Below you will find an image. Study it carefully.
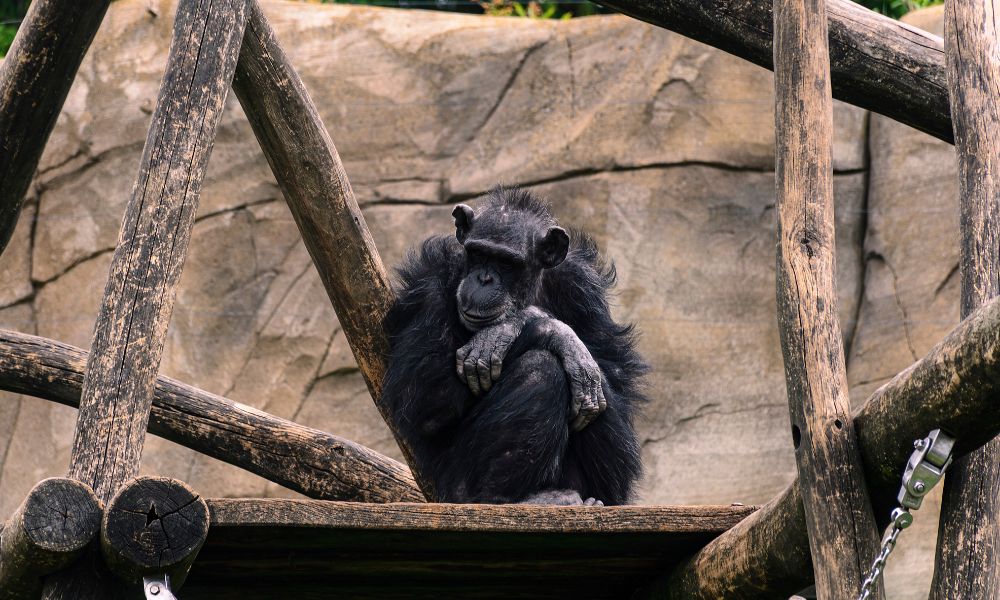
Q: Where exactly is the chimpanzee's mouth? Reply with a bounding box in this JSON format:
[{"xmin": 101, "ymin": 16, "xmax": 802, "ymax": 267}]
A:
[{"xmin": 460, "ymin": 308, "xmax": 502, "ymax": 329}]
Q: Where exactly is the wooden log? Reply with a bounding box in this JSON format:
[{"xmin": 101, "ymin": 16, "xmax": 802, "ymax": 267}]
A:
[
  {"xmin": 0, "ymin": 478, "xmax": 102, "ymax": 600},
  {"xmin": 67, "ymin": 0, "xmax": 249, "ymax": 505},
  {"xmin": 0, "ymin": 328, "xmax": 423, "ymax": 503},
  {"xmin": 649, "ymin": 293, "xmax": 1000, "ymax": 598},
  {"xmin": 597, "ymin": 0, "xmax": 952, "ymax": 143},
  {"xmin": 931, "ymin": 0, "xmax": 1000, "ymax": 595},
  {"xmin": 771, "ymin": 0, "xmax": 880, "ymax": 596},
  {"xmin": 101, "ymin": 477, "xmax": 209, "ymax": 588},
  {"xmin": 0, "ymin": 0, "xmax": 111, "ymax": 255},
  {"xmin": 231, "ymin": 1, "xmax": 433, "ymax": 498}
]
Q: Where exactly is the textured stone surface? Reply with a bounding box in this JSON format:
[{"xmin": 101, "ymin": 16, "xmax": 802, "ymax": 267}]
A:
[{"xmin": 0, "ymin": 1, "xmax": 953, "ymax": 596}]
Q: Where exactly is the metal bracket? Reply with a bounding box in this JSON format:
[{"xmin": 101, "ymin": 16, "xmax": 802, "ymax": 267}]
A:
[
  {"xmin": 897, "ymin": 428, "xmax": 955, "ymax": 510},
  {"xmin": 143, "ymin": 575, "xmax": 178, "ymax": 600}
]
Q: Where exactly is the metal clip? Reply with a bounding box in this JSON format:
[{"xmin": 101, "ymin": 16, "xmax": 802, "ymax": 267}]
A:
[
  {"xmin": 143, "ymin": 575, "xmax": 178, "ymax": 600},
  {"xmin": 897, "ymin": 428, "xmax": 955, "ymax": 510}
]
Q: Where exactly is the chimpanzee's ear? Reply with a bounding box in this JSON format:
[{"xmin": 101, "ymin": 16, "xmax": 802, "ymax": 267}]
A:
[
  {"xmin": 452, "ymin": 204, "xmax": 475, "ymax": 243},
  {"xmin": 537, "ymin": 226, "xmax": 569, "ymax": 268}
]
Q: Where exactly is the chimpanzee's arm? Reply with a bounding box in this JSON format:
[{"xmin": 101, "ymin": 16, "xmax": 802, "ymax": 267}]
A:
[{"xmin": 456, "ymin": 307, "xmax": 607, "ymax": 431}]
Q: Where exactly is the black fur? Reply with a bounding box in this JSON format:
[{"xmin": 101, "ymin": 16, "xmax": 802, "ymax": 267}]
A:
[{"xmin": 380, "ymin": 187, "xmax": 647, "ymax": 505}]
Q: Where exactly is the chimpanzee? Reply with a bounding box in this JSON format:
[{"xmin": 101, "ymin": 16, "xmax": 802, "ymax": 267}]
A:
[{"xmin": 380, "ymin": 186, "xmax": 646, "ymax": 505}]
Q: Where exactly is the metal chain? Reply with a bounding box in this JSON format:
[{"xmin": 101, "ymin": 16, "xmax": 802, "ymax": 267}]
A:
[{"xmin": 854, "ymin": 429, "xmax": 955, "ymax": 600}]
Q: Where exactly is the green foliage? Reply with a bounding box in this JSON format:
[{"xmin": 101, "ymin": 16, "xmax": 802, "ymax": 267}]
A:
[
  {"xmin": 853, "ymin": 0, "xmax": 941, "ymax": 19},
  {"xmin": 0, "ymin": 24, "xmax": 15, "ymax": 56}
]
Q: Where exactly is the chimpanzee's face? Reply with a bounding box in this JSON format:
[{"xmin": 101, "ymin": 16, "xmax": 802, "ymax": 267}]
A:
[{"xmin": 452, "ymin": 203, "xmax": 568, "ymax": 331}]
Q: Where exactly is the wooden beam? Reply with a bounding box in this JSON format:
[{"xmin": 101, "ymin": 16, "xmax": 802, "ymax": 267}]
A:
[
  {"xmin": 231, "ymin": 1, "xmax": 433, "ymax": 498},
  {"xmin": 597, "ymin": 0, "xmax": 952, "ymax": 143},
  {"xmin": 0, "ymin": 478, "xmax": 101, "ymax": 600},
  {"xmin": 0, "ymin": 328, "xmax": 423, "ymax": 503},
  {"xmin": 645, "ymin": 293, "xmax": 1000, "ymax": 598},
  {"xmin": 101, "ymin": 477, "xmax": 209, "ymax": 589},
  {"xmin": 66, "ymin": 0, "xmax": 249, "ymax": 506},
  {"xmin": 931, "ymin": 0, "xmax": 1000, "ymax": 595},
  {"xmin": 0, "ymin": 0, "xmax": 111, "ymax": 255},
  {"xmin": 771, "ymin": 0, "xmax": 880, "ymax": 595}
]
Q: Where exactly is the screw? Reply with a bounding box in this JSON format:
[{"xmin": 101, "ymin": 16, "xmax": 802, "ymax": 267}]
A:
[
  {"xmin": 914, "ymin": 481, "xmax": 926, "ymax": 493},
  {"xmin": 149, "ymin": 584, "xmax": 161, "ymax": 596},
  {"xmin": 914, "ymin": 439, "xmax": 926, "ymax": 450}
]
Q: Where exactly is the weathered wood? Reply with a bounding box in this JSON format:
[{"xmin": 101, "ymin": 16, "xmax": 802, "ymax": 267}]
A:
[
  {"xmin": 597, "ymin": 0, "xmax": 952, "ymax": 143},
  {"xmin": 652, "ymin": 293, "xmax": 1000, "ymax": 598},
  {"xmin": 178, "ymin": 499, "xmax": 756, "ymax": 599},
  {"xmin": 931, "ymin": 0, "xmax": 1000, "ymax": 595},
  {"xmin": 67, "ymin": 0, "xmax": 249, "ymax": 505},
  {"xmin": 231, "ymin": 2, "xmax": 432, "ymax": 497},
  {"xmin": 771, "ymin": 0, "xmax": 880, "ymax": 596},
  {"xmin": 0, "ymin": 478, "xmax": 102, "ymax": 600},
  {"xmin": 0, "ymin": 0, "xmax": 111, "ymax": 255},
  {"xmin": 101, "ymin": 477, "xmax": 209, "ymax": 588},
  {"xmin": 0, "ymin": 329, "xmax": 423, "ymax": 503}
]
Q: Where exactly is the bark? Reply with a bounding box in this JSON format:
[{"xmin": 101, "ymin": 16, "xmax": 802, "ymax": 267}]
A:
[
  {"xmin": 0, "ymin": 0, "xmax": 111, "ymax": 255},
  {"xmin": 652, "ymin": 294, "xmax": 1000, "ymax": 598},
  {"xmin": 597, "ymin": 0, "xmax": 952, "ymax": 143},
  {"xmin": 0, "ymin": 328, "xmax": 423, "ymax": 504},
  {"xmin": 931, "ymin": 0, "xmax": 1000, "ymax": 595},
  {"xmin": 232, "ymin": 1, "xmax": 433, "ymax": 498}
]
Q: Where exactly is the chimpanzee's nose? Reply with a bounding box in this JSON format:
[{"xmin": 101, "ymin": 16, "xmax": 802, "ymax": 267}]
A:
[{"xmin": 477, "ymin": 271, "xmax": 493, "ymax": 285}]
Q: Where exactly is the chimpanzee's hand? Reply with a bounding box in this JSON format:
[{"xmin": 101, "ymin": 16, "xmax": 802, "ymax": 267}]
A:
[
  {"xmin": 543, "ymin": 319, "xmax": 607, "ymax": 431},
  {"xmin": 456, "ymin": 318, "xmax": 522, "ymax": 396}
]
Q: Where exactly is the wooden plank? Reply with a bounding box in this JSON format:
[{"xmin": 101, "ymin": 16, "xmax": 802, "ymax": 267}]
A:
[
  {"xmin": 174, "ymin": 500, "xmax": 755, "ymax": 600},
  {"xmin": 649, "ymin": 294, "xmax": 1000, "ymax": 598},
  {"xmin": 230, "ymin": 2, "xmax": 432, "ymax": 497},
  {"xmin": 0, "ymin": 478, "xmax": 101, "ymax": 600},
  {"xmin": 0, "ymin": 328, "xmax": 423, "ymax": 503},
  {"xmin": 931, "ymin": 0, "xmax": 1000, "ymax": 595},
  {"xmin": 205, "ymin": 499, "xmax": 754, "ymax": 533},
  {"xmin": 771, "ymin": 0, "xmax": 880, "ymax": 596},
  {"xmin": 66, "ymin": 0, "xmax": 249, "ymax": 505},
  {"xmin": 597, "ymin": 0, "xmax": 951, "ymax": 143},
  {"xmin": 0, "ymin": 0, "xmax": 111, "ymax": 255}
]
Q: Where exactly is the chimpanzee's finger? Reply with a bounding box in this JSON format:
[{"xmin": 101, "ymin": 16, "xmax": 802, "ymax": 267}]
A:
[
  {"xmin": 456, "ymin": 346, "xmax": 469, "ymax": 379},
  {"xmin": 490, "ymin": 351, "xmax": 503, "ymax": 382},
  {"xmin": 571, "ymin": 412, "xmax": 589, "ymax": 432},
  {"xmin": 465, "ymin": 349, "xmax": 482, "ymax": 396},
  {"xmin": 594, "ymin": 378, "xmax": 607, "ymax": 413},
  {"xmin": 477, "ymin": 358, "xmax": 491, "ymax": 393}
]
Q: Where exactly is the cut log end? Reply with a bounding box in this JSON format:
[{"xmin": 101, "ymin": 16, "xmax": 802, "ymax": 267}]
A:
[{"xmin": 100, "ymin": 477, "xmax": 209, "ymax": 588}]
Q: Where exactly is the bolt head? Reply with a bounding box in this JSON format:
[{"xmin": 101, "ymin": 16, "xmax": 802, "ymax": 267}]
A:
[
  {"xmin": 914, "ymin": 439, "xmax": 926, "ymax": 450},
  {"xmin": 149, "ymin": 585, "xmax": 161, "ymax": 595},
  {"xmin": 914, "ymin": 481, "xmax": 926, "ymax": 493}
]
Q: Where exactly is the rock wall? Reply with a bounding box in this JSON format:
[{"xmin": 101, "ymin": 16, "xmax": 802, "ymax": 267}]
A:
[{"xmin": 0, "ymin": 2, "xmax": 956, "ymax": 597}]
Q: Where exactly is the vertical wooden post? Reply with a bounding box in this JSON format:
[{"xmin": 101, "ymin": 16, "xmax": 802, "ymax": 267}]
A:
[
  {"xmin": 772, "ymin": 0, "xmax": 881, "ymax": 596},
  {"xmin": 231, "ymin": 1, "xmax": 433, "ymax": 499},
  {"xmin": 0, "ymin": 0, "xmax": 111, "ymax": 255},
  {"xmin": 931, "ymin": 0, "xmax": 1000, "ymax": 595},
  {"xmin": 42, "ymin": 1, "xmax": 249, "ymax": 597}
]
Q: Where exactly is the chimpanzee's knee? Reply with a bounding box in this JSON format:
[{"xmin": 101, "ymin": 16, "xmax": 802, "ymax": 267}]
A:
[{"xmin": 435, "ymin": 349, "xmax": 571, "ymax": 502}]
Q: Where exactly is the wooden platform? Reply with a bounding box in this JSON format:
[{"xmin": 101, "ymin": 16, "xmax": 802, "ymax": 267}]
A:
[{"xmin": 180, "ymin": 499, "xmax": 756, "ymax": 599}]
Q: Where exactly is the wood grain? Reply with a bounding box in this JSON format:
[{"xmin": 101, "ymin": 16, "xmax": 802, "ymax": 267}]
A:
[
  {"xmin": 598, "ymin": 0, "xmax": 952, "ymax": 143},
  {"xmin": 101, "ymin": 477, "xmax": 209, "ymax": 588},
  {"xmin": 771, "ymin": 0, "xmax": 880, "ymax": 596},
  {"xmin": 932, "ymin": 0, "xmax": 1000, "ymax": 596},
  {"xmin": 653, "ymin": 294, "xmax": 1000, "ymax": 598},
  {"xmin": 231, "ymin": 2, "xmax": 432, "ymax": 497},
  {"xmin": 0, "ymin": 478, "xmax": 101, "ymax": 600},
  {"xmin": 67, "ymin": 0, "xmax": 249, "ymax": 505},
  {"xmin": 0, "ymin": 328, "xmax": 423, "ymax": 503},
  {"xmin": 0, "ymin": 0, "xmax": 111, "ymax": 255}
]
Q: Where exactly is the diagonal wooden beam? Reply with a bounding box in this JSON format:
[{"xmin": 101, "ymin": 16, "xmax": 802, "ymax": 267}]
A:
[
  {"xmin": 597, "ymin": 0, "xmax": 952, "ymax": 143},
  {"xmin": 231, "ymin": 1, "xmax": 434, "ymax": 499},
  {"xmin": 0, "ymin": 0, "xmax": 111, "ymax": 256},
  {"xmin": 771, "ymin": 0, "xmax": 880, "ymax": 594},
  {"xmin": 639, "ymin": 293, "xmax": 1000, "ymax": 598},
  {"xmin": 0, "ymin": 329, "xmax": 423, "ymax": 504},
  {"xmin": 45, "ymin": 1, "xmax": 250, "ymax": 596},
  {"xmin": 931, "ymin": 0, "xmax": 1000, "ymax": 595}
]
